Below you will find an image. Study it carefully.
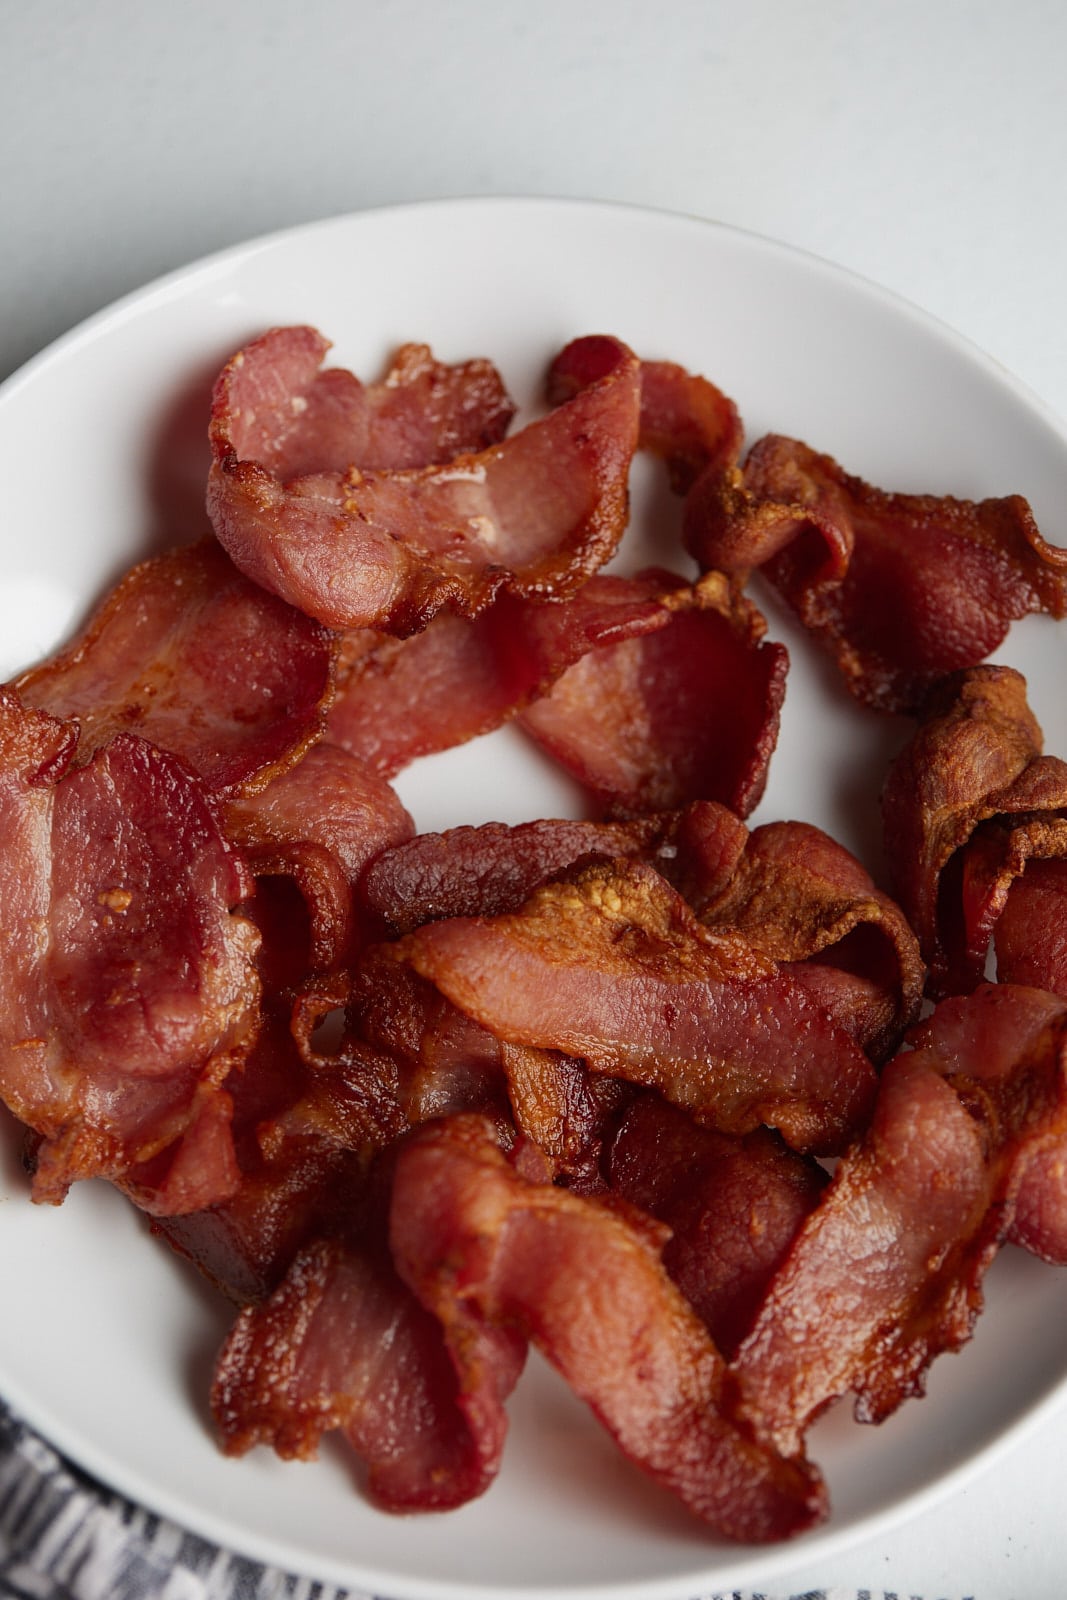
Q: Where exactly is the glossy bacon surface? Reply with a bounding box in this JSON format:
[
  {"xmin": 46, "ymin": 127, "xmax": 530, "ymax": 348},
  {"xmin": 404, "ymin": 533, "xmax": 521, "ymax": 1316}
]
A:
[
  {"xmin": 389, "ymin": 1114, "xmax": 827, "ymax": 1541},
  {"xmin": 0, "ymin": 693, "xmax": 260, "ymax": 1210},
  {"xmin": 519, "ymin": 569, "xmax": 787, "ymax": 819},
  {"xmin": 15, "ymin": 539, "xmax": 336, "ymax": 799},
  {"xmin": 207, "ymin": 328, "xmax": 642, "ymax": 632}
]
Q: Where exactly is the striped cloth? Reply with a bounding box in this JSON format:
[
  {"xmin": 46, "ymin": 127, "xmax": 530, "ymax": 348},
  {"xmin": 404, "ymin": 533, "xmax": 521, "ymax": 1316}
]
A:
[{"xmin": 1, "ymin": 1398, "xmax": 970, "ymax": 1600}]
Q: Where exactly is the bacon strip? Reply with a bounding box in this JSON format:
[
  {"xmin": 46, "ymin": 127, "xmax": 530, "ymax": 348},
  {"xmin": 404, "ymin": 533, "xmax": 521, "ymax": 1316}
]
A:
[
  {"xmin": 386, "ymin": 858, "xmax": 878, "ymax": 1155},
  {"xmin": 326, "ymin": 575, "xmax": 668, "ymax": 776},
  {"xmin": 0, "ymin": 693, "xmax": 260, "ymax": 1211},
  {"xmin": 518, "ymin": 569, "xmax": 788, "ymax": 819},
  {"xmin": 223, "ymin": 743, "xmax": 414, "ymax": 981},
  {"xmin": 14, "ymin": 539, "xmax": 336, "ymax": 799},
  {"xmin": 608, "ymin": 1096, "xmax": 828, "ymax": 1357},
  {"xmin": 733, "ymin": 984, "xmax": 1067, "ymax": 1456},
  {"xmin": 207, "ymin": 329, "xmax": 641, "ymax": 632},
  {"xmin": 390, "ymin": 1114, "xmax": 826, "ymax": 1541},
  {"xmin": 882, "ymin": 664, "xmax": 1067, "ymax": 995},
  {"xmin": 686, "ymin": 435, "xmax": 1067, "ymax": 713}
]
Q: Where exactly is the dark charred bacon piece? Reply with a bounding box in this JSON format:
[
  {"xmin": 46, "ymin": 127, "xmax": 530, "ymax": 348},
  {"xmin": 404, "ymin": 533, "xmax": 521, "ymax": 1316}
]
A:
[
  {"xmin": 207, "ymin": 328, "xmax": 641, "ymax": 633},
  {"xmin": 389, "ymin": 1114, "xmax": 826, "ymax": 1541},
  {"xmin": 518, "ymin": 569, "xmax": 788, "ymax": 819},
  {"xmin": 0, "ymin": 692, "xmax": 260, "ymax": 1211},
  {"xmin": 671, "ymin": 805, "xmax": 926, "ymax": 1060},
  {"xmin": 882, "ymin": 664, "xmax": 1067, "ymax": 995},
  {"xmin": 686, "ymin": 435, "xmax": 1067, "ymax": 713},
  {"xmin": 385, "ymin": 857, "xmax": 878, "ymax": 1155},
  {"xmin": 733, "ymin": 984, "xmax": 1067, "ymax": 1456},
  {"xmin": 14, "ymin": 539, "xmax": 336, "ymax": 800},
  {"xmin": 223, "ymin": 743, "xmax": 414, "ymax": 982},
  {"xmin": 326, "ymin": 575, "xmax": 669, "ymax": 777},
  {"xmin": 608, "ymin": 1096, "xmax": 829, "ymax": 1357}
]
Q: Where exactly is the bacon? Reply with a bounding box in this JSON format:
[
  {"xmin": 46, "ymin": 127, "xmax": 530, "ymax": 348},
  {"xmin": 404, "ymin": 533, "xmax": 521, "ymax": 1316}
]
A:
[
  {"xmin": 212, "ymin": 1231, "xmax": 525, "ymax": 1512},
  {"xmin": 0, "ymin": 692, "xmax": 260, "ymax": 1211},
  {"xmin": 674, "ymin": 807, "xmax": 926, "ymax": 1060},
  {"xmin": 686, "ymin": 435, "xmax": 1067, "ymax": 713},
  {"xmin": 390, "ymin": 1114, "xmax": 826, "ymax": 1541},
  {"xmin": 360, "ymin": 814, "xmax": 668, "ymax": 935},
  {"xmin": 733, "ymin": 984, "xmax": 1067, "ymax": 1456},
  {"xmin": 882, "ymin": 664, "xmax": 1067, "ymax": 995},
  {"xmin": 385, "ymin": 858, "xmax": 878, "ymax": 1155},
  {"xmin": 14, "ymin": 539, "xmax": 336, "ymax": 799},
  {"xmin": 607, "ymin": 1096, "xmax": 828, "ymax": 1357},
  {"xmin": 220, "ymin": 327, "xmax": 517, "ymax": 482},
  {"xmin": 518, "ymin": 569, "xmax": 788, "ymax": 819},
  {"xmin": 207, "ymin": 328, "xmax": 641, "ymax": 633},
  {"xmin": 223, "ymin": 743, "xmax": 414, "ymax": 981},
  {"xmin": 326, "ymin": 575, "xmax": 668, "ymax": 777}
]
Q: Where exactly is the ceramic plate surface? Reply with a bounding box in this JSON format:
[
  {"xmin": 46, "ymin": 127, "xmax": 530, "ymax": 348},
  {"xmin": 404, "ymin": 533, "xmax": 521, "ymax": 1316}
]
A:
[{"xmin": 3, "ymin": 197, "xmax": 1067, "ymax": 1600}]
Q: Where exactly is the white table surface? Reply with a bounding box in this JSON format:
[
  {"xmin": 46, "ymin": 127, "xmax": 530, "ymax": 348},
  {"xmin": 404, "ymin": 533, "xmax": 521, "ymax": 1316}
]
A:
[{"xmin": 3, "ymin": 2, "xmax": 1066, "ymax": 1596}]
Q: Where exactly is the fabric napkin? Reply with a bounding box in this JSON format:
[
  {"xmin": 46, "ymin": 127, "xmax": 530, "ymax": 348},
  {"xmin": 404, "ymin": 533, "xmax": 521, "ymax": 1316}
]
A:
[{"xmin": 2, "ymin": 1396, "xmax": 972, "ymax": 1600}]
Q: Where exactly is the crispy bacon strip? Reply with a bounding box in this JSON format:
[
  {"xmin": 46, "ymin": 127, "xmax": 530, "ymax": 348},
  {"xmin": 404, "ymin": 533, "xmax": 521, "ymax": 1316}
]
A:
[
  {"xmin": 212, "ymin": 1231, "xmax": 526, "ymax": 1512},
  {"xmin": 882, "ymin": 664, "xmax": 1067, "ymax": 995},
  {"xmin": 223, "ymin": 743, "xmax": 414, "ymax": 980},
  {"xmin": 518, "ymin": 569, "xmax": 788, "ymax": 819},
  {"xmin": 385, "ymin": 858, "xmax": 878, "ymax": 1155},
  {"xmin": 686, "ymin": 435, "xmax": 1067, "ymax": 713},
  {"xmin": 733, "ymin": 984, "xmax": 1067, "ymax": 1456},
  {"xmin": 14, "ymin": 539, "xmax": 336, "ymax": 799},
  {"xmin": 0, "ymin": 693, "xmax": 260, "ymax": 1211},
  {"xmin": 390, "ymin": 1114, "xmax": 826, "ymax": 1541},
  {"xmin": 207, "ymin": 329, "xmax": 641, "ymax": 632},
  {"xmin": 674, "ymin": 806, "xmax": 926, "ymax": 1060},
  {"xmin": 326, "ymin": 575, "xmax": 668, "ymax": 777}
]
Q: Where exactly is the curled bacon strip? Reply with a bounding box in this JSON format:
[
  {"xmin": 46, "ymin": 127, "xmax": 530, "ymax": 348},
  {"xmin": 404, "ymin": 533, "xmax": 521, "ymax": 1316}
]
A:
[
  {"xmin": 207, "ymin": 328, "xmax": 641, "ymax": 632},
  {"xmin": 390, "ymin": 1114, "xmax": 826, "ymax": 1541},
  {"xmin": 882, "ymin": 664, "xmax": 1067, "ymax": 995},
  {"xmin": 518, "ymin": 569, "xmax": 788, "ymax": 819},
  {"xmin": 15, "ymin": 539, "xmax": 336, "ymax": 800},
  {"xmin": 326, "ymin": 574, "xmax": 668, "ymax": 777},
  {"xmin": 0, "ymin": 692, "xmax": 260, "ymax": 1211},
  {"xmin": 385, "ymin": 857, "xmax": 878, "ymax": 1155},
  {"xmin": 223, "ymin": 742, "xmax": 414, "ymax": 982},
  {"xmin": 733, "ymin": 984, "xmax": 1067, "ymax": 1457},
  {"xmin": 686, "ymin": 435, "xmax": 1067, "ymax": 713}
]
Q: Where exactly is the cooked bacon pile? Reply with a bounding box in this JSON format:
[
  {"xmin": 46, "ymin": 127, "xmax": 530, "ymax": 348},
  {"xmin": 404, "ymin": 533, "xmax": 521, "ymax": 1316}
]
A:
[{"xmin": 3, "ymin": 324, "xmax": 1067, "ymax": 1547}]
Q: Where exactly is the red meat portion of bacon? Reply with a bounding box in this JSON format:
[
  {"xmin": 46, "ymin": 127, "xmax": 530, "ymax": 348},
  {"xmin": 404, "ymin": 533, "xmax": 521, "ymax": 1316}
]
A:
[
  {"xmin": 385, "ymin": 857, "xmax": 878, "ymax": 1156},
  {"xmin": 15, "ymin": 539, "xmax": 336, "ymax": 800},
  {"xmin": 223, "ymin": 327, "xmax": 517, "ymax": 482},
  {"xmin": 993, "ymin": 857, "xmax": 1067, "ymax": 996},
  {"xmin": 223, "ymin": 742, "xmax": 415, "ymax": 982},
  {"xmin": 882, "ymin": 664, "xmax": 1067, "ymax": 995},
  {"xmin": 672, "ymin": 807, "xmax": 926, "ymax": 1061},
  {"xmin": 389, "ymin": 1113, "xmax": 826, "ymax": 1542},
  {"xmin": 608, "ymin": 1096, "xmax": 829, "ymax": 1357},
  {"xmin": 326, "ymin": 575, "xmax": 669, "ymax": 777},
  {"xmin": 733, "ymin": 984, "xmax": 1067, "ymax": 1456},
  {"xmin": 207, "ymin": 329, "xmax": 641, "ymax": 633},
  {"xmin": 212, "ymin": 1231, "xmax": 524, "ymax": 1512},
  {"xmin": 548, "ymin": 334, "xmax": 743, "ymax": 495},
  {"xmin": 0, "ymin": 696, "xmax": 260, "ymax": 1211},
  {"xmin": 518, "ymin": 569, "xmax": 788, "ymax": 819},
  {"xmin": 686, "ymin": 435, "xmax": 1067, "ymax": 714}
]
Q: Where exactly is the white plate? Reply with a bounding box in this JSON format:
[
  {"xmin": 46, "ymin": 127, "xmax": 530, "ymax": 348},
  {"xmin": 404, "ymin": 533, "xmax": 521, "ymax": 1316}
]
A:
[{"xmin": 3, "ymin": 198, "xmax": 1067, "ymax": 1600}]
